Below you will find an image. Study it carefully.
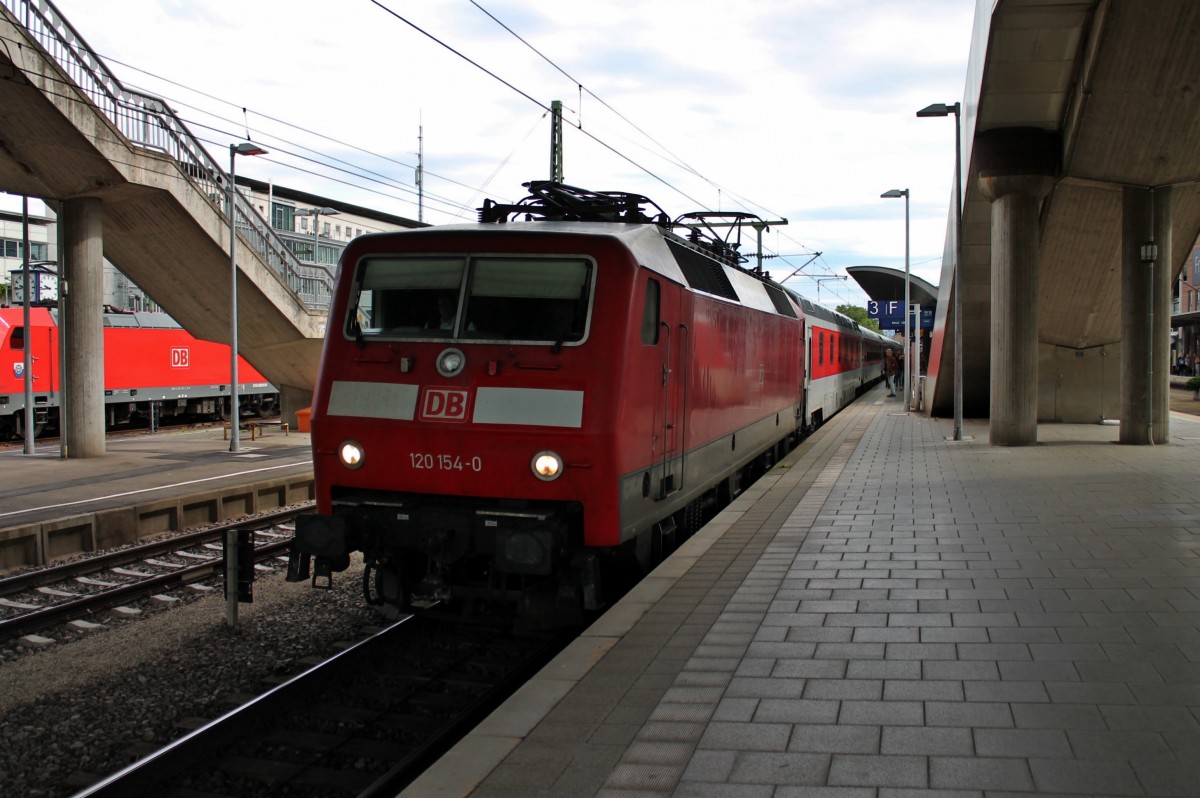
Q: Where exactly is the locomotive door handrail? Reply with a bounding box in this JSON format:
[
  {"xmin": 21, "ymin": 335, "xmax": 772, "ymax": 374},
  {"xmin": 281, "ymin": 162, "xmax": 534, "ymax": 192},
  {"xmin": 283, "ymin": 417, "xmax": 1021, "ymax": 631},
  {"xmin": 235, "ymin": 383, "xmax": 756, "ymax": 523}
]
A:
[
  {"xmin": 657, "ymin": 320, "xmax": 672, "ymax": 499},
  {"xmin": 675, "ymin": 322, "xmax": 690, "ymax": 495},
  {"xmin": 654, "ymin": 319, "xmax": 689, "ymax": 500}
]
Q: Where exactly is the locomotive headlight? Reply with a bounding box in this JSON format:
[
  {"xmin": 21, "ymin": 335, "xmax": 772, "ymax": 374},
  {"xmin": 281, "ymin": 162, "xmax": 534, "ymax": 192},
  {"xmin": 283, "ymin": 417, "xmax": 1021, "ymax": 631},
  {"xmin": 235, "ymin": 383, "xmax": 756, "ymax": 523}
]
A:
[
  {"xmin": 436, "ymin": 347, "xmax": 466, "ymax": 378},
  {"xmin": 338, "ymin": 440, "xmax": 364, "ymax": 469},
  {"xmin": 531, "ymin": 451, "xmax": 563, "ymax": 481}
]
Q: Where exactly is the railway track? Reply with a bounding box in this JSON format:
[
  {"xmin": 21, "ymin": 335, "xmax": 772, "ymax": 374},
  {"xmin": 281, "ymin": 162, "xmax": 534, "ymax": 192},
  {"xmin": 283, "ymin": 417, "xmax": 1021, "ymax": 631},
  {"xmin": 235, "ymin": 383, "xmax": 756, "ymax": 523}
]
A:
[
  {"xmin": 73, "ymin": 611, "xmax": 570, "ymax": 797},
  {"xmin": 0, "ymin": 505, "xmax": 311, "ymax": 644}
]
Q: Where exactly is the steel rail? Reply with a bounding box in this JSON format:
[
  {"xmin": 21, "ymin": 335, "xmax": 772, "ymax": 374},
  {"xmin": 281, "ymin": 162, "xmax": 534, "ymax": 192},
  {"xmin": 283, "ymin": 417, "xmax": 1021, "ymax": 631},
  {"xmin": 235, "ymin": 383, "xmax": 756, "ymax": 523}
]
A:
[{"xmin": 0, "ymin": 504, "xmax": 310, "ymax": 596}]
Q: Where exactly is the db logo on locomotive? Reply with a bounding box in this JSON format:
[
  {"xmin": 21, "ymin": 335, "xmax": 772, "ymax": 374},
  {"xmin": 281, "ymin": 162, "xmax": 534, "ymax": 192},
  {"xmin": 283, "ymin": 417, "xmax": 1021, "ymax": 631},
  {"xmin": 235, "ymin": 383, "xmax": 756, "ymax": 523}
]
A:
[{"xmin": 419, "ymin": 387, "xmax": 470, "ymax": 422}]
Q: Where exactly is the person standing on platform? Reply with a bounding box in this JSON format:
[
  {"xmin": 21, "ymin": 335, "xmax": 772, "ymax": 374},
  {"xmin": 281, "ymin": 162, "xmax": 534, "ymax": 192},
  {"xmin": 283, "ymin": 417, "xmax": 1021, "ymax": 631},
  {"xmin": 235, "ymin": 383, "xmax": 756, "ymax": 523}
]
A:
[
  {"xmin": 895, "ymin": 350, "xmax": 905, "ymax": 400},
  {"xmin": 885, "ymin": 349, "xmax": 897, "ymax": 397}
]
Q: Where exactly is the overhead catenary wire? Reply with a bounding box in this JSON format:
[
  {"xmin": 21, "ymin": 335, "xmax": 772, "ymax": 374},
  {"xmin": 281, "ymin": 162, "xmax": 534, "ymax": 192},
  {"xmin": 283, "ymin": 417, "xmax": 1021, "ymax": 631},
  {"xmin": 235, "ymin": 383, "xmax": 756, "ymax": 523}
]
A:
[
  {"xmin": 366, "ymin": 0, "xmax": 709, "ymax": 210},
  {"xmin": 5, "ymin": 22, "xmax": 839, "ymax": 292}
]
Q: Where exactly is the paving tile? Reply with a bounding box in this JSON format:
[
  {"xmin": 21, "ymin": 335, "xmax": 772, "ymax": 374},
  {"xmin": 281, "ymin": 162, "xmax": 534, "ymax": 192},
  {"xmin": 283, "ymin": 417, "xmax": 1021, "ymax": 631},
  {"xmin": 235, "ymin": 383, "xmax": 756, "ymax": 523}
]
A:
[
  {"xmin": 880, "ymin": 726, "xmax": 973, "ymax": 755},
  {"xmin": 929, "ymin": 756, "xmax": 1034, "ymax": 791},
  {"xmin": 1131, "ymin": 759, "xmax": 1200, "ymax": 797},
  {"xmin": 698, "ymin": 722, "xmax": 792, "ymax": 752},
  {"xmin": 745, "ymin": 642, "xmax": 820, "ymax": 658},
  {"xmin": 847, "ymin": 660, "xmax": 922, "ymax": 680},
  {"xmin": 788, "ymin": 724, "xmax": 881, "ymax": 754},
  {"xmin": 925, "ymin": 701, "xmax": 1014, "ymax": 728},
  {"xmin": 876, "ymin": 791, "xmax": 983, "ymax": 798},
  {"xmin": 852, "ymin": 626, "xmax": 920, "ymax": 643},
  {"xmin": 713, "ymin": 698, "xmax": 759, "ymax": 722},
  {"xmin": 922, "ymin": 660, "xmax": 1000, "ymax": 681},
  {"xmin": 994, "ymin": 660, "xmax": 1082, "ymax": 682},
  {"xmin": 1028, "ymin": 758, "xmax": 1144, "ymax": 796},
  {"xmin": 1043, "ymin": 680, "xmax": 1136, "ymax": 704},
  {"xmin": 919, "ymin": 626, "xmax": 993, "ymax": 643},
  {"xmin": 680, "ymin": 749, "xmax": 737, "ymax": 782},
  {"xmin": 956, "ymin": 643, "xmax": 1031, "ymax": 660},
  {"xmin": 885, "ymin": 642, "xmax": 958, "ymax": 660},
  {"xmin": 1127, "ymin": 681, "xmax": 1200, "ymax": 705},
  {"xmin": 670, "ymin": 782, "xmax": 775, "ymax": 798},
  {"xmin": 803, "ymin": 679, "xmax": 883, "ymax": 700},
  {"xmin": 973, "ymin": 727, "xmax": 1071, "ymax": 758},
  {"xmin": 883, "ymin": 679, "xmax": 964, "ymax": 702},
  {"xmin": 827, "ymin": 754, "xmax": 927, "ymax": 788},
  {"xmin": 1011, "ymin": 703, "xmax": 1107, "ymax": 730},
  {"xmin": 753, "ymin": 699, "xmax": 840, "ymax": 724},
  {"xmin": 1067, "ymin": 729, "xmax": 1175, "ymax": 761},
  {"xmin": 727, "ymin": 752, "xmax": 831, "ymax": 785},
  {"xmin": 1098, "ymin": 704, "xmax": 1200, "ymax": 732},
  {"xmin": 962, "ymin": 680, "xmax": 1049, "ymax": 703},
  {"xmin": 1029, "ymin": 642, "xmax": 1110, "ymax": 661},
  {"xmin": 724, "ymin": 677, "xmax": 806, "ymax": 699},
  {"xmin": 783, "ymin": 627, "xmax": 855, "ymax": 643},
  {"xmin": 1070, "ymin": 657, "xmax": 1161, "ymax": 681},
  {"xmin": 838, "ymin": 700, "xmax": 924, "ymax": 726},
  {"xmin": 735, "ymin": 658, "xmax": 775, "ymax": 678},
  {"xmin": 813, "ymin": 642, "xmax": 886, "ymax": 659},
  {"xmin": 771, "ymin": 659, "xmax": 847, "ymax": 679}
]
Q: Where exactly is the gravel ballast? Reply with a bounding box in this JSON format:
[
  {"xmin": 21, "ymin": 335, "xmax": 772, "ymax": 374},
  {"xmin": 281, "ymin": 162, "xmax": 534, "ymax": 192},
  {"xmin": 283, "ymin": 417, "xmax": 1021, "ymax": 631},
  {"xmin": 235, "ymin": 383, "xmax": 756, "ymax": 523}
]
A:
[{"xmin": 0, "ymin": 556, "xmax": 378, "ymax": 797}]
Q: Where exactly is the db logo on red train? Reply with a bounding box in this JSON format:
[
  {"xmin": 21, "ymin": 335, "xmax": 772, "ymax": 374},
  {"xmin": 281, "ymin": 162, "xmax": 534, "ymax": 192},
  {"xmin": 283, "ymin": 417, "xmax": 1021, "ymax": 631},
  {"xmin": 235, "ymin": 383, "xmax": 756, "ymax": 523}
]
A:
[
  {"xmin": 170, "ymin": 347, "xmax": 190, "ymax": 368},
  {"xmin": 419, "ymin": 387, "xmax": 470, "ymax": 422}
]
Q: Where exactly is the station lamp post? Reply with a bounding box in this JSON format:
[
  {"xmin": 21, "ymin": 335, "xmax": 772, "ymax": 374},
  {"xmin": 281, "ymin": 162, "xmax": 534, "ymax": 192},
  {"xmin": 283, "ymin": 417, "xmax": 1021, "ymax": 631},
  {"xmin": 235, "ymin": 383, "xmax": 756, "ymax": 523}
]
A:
[
  {"xmin": 881, "ymin": 188, "xmax": 911, "ymax": 409},
  {"xmin": 295, "ymin": 206, "xmax": 340, "ymax": 271},
  {"xmin": 226, "ymin": 140, "xmax": 267, "ymax": 632},
  {"xmin": 228, "ymin": 141, "xmax": 268, "ymax": 458},
  {"xmin": 917, "ymin": 101, "xmax": 963, "ymax": 441}
]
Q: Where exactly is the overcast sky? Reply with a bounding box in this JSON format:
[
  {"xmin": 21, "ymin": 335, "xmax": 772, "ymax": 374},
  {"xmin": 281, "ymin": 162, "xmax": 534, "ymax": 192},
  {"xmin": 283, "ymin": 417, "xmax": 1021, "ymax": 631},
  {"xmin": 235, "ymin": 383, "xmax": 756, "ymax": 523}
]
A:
[{"xmin": 13, "ymin": 0, "xmax": 978, "ymax": 308}]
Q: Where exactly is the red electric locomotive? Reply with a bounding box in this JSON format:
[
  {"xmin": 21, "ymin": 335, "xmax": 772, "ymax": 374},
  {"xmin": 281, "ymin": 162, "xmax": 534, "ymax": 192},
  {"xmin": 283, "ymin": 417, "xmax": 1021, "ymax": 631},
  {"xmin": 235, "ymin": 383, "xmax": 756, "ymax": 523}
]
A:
[
  {"xmin": 290, "ymin": 182, "xmax": 885, "ymax": 619},
  {"xmin": 0, "ymin": 307, "xmax": 277, "ymax": 439}
]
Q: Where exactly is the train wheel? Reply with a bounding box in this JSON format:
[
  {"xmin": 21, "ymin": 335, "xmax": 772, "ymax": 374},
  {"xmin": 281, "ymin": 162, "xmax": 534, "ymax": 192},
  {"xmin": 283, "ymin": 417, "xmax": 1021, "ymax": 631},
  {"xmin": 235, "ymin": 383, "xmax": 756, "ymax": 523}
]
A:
[
  {"xmin": 14, "ymin": 414, "xmax": 45, "ymax": 441},
  {"xmin": 363, "ymin": 559, "xmax": 410, "ymax": 618}
]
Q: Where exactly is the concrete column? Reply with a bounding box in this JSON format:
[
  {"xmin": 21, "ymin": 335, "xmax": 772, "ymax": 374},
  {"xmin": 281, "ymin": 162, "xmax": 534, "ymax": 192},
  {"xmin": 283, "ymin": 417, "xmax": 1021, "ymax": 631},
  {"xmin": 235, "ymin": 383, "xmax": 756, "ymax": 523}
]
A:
[
  {"xmin": 976, "ymin": 128, "xmax": 1058, "ymax": 446},
  {"xmin": 279, "ymin": 383, "xmax": 314, "ymax": 429},
  {"xmin": 60, "ymin": 197, "xmax": 106, "ymax": 458},
  {"xmin": 1120, "ymin": 186, "xmax": 1172, "ymax": 444}
]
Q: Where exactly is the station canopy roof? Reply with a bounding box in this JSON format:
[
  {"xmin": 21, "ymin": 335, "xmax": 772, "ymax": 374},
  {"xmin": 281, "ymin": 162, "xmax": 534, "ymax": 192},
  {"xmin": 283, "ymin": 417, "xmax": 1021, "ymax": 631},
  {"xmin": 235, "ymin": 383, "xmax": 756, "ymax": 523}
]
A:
[{"xmin": 846, "ymin": 265, "xmax": 939, "ymax": 307}]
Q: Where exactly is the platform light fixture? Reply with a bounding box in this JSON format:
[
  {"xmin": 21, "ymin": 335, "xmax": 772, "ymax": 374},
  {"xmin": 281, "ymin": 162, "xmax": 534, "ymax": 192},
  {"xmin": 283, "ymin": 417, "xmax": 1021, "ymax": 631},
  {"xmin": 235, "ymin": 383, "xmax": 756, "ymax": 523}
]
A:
[
  {"xmin": 228, "ymin": 141, "xmax": 268, "ymax": 459},
  {"xmin": 881, "ymin": 188, "xmax": 911, "ymax": 409},
  {"xmin": 295, "ymin": 206, "xmax": 340, "ymax": 269},
  {"xmin": 917, "ymin": 102, "xmax": 963, "ymax": 440},
  {"xmin": 226, "ymin": 141, "xmax": 267, "ymax": 632}
]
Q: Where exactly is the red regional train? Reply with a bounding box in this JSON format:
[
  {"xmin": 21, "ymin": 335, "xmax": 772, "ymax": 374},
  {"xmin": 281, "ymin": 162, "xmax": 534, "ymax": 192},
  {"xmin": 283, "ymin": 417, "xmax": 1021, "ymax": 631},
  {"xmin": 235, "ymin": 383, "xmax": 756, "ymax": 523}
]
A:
[
  {"xmin": 289, "ymin": 182, "xmax": 896, "ymax": 619},
  {"xmin": 0, "ymin": 307, "xmax": 278, "ymax": 439}
]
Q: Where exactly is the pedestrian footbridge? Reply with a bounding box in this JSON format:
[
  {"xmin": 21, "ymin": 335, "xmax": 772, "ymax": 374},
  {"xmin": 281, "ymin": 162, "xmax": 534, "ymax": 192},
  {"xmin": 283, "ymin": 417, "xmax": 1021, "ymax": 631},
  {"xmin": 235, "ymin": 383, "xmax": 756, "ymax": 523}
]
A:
[{"xmin": 0, "ymin": 0, "xmax": 327, "ymax": 436}]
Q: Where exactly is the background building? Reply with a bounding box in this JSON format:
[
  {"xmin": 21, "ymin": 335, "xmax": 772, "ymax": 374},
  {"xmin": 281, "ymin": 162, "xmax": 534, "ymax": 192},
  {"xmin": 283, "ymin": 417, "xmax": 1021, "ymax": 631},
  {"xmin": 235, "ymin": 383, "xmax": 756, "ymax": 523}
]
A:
[
  {"xmin": 1, "ymin": 181, "xmax": 421, "ymax": 314},
  {"xmin": 1171, "ymin": 244, "xmax": 1200, "ymax": 375}
]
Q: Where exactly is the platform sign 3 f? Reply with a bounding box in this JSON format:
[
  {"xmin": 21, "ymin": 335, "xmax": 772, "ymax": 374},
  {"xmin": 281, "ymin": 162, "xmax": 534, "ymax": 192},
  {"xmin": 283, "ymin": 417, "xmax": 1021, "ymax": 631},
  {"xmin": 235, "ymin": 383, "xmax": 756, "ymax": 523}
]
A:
[{"xmin": 171, "ymin": 347, "xmax": 190, "ymax": 368}]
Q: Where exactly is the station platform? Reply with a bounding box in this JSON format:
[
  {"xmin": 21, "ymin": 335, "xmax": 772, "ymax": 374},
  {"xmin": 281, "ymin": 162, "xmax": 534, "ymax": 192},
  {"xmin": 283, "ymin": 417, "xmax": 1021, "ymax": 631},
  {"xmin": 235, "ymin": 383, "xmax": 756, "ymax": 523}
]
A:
[
  {"xmin": 409, "ymin": 386, "xmax": 1200, "ymax": 798},
  {"xmin": 0, "ymin": 425, "xmax": 313, "ymax": 571}
]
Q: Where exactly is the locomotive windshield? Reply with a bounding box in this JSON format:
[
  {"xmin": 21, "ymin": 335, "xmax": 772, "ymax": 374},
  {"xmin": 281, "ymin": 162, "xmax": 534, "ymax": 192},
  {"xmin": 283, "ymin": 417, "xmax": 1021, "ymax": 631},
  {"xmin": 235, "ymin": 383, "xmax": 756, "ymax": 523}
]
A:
[{"xmin": 348, "ymin": 255, "xmax": 593, "ymax": 345}]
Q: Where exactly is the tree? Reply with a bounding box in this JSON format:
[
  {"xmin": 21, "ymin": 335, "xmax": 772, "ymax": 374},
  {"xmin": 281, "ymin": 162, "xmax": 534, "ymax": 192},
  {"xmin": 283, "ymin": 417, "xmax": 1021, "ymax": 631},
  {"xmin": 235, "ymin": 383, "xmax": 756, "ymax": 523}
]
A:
[{"xmin": 836, "ymin": 304, "xmax": 880, "ymax": 332}]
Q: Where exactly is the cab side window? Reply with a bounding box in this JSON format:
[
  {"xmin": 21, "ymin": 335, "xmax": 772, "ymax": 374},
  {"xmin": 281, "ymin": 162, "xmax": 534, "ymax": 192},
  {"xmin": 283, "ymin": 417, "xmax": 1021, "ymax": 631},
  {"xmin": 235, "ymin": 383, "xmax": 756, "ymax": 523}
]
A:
[{"xmin": 641, "ymin": 278, "xmax": 660, "ymax": 345}]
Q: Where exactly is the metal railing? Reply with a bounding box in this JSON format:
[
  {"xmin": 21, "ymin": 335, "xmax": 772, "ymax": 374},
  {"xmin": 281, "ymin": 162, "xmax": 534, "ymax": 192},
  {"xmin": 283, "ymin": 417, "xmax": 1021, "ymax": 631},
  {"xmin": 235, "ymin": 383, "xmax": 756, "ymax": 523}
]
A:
[{"xmin": 0, "ymin": 0, "xmax": 332, "ymax": 309}]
